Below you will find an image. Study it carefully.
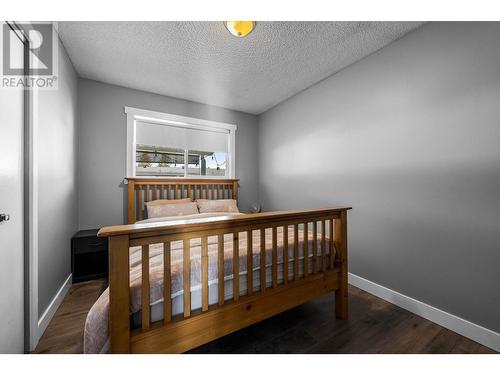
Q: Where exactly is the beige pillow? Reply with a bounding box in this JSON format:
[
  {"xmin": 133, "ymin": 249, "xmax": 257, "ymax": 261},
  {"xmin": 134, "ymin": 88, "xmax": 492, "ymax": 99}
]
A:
[
  {"xmin": 146, "ymin": 201, "xmax": 199, "ymax": 218},
  {"xmin": 145, "ymin": 198, "xmax": 191, "ymax": 207},
  {"xmin": 196, "ymin": 199, "xmax": 240, "ymax": 214}
]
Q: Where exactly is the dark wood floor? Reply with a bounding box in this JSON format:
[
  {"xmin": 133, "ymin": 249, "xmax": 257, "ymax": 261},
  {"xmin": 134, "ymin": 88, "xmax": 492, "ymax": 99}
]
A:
[
  {"xmin": 34, "ymin": 279, "xmax": 496, "ymax": 354},
  {"xmin": 34, "ymin": 279, "xmax": 108, "ymax": 354}
]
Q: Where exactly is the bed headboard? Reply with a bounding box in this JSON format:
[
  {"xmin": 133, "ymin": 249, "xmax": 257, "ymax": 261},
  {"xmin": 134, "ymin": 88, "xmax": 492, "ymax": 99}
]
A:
[{"xmin": 126, "ymin": 177, "xmax": 239, "ymax": 224}]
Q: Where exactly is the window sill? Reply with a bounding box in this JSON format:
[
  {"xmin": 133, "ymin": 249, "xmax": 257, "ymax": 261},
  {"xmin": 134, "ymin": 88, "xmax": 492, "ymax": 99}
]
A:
[{"xmin": 123, "ymin": 176, "xmax": 239, "ymax": 184}]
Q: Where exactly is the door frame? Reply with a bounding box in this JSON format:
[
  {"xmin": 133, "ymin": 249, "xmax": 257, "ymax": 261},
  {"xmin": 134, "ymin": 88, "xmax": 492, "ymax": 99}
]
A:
[{"xmin": 6, "ymin": 21, "xmax": 39, "ymax": 352}]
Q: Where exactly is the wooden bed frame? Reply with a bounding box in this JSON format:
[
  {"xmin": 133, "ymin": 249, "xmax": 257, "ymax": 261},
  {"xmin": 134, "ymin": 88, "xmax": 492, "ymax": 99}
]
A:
[{"xmin": 98, "ymin": 177, "xmax": 351, "ymax": 353}]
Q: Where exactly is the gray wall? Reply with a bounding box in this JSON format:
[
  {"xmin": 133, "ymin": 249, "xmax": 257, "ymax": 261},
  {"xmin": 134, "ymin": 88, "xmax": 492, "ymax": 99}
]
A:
[
  {"xmin": 38, "ymin": 35, "xmax": 79, "ymax": 315},
  {"xmin": 258, "ymin": 22, "xmax": 500, "ymax": 333},
  {"xmin": 78, "ymin": 79, "xmax": 259, "ymax": 229}
]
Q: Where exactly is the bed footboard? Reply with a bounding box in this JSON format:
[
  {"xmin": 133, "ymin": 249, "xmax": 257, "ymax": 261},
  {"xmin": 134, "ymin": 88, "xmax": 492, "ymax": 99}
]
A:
[{"xmin": 98, "ymin": 207, "xmax": 351, "ymax": 353}]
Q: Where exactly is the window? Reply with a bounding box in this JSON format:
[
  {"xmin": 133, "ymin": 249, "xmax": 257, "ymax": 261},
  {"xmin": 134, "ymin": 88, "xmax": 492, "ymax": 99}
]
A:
[{"xmin": 125, "ymin": 107, "xmax": 236, "ymax": 178}]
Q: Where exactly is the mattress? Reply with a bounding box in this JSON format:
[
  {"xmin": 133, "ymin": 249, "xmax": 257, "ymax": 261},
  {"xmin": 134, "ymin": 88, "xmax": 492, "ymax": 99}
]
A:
[
  {"xmin": 132, "ymin": 253, "xmax": 328, "ymax": 327},
  {"xmin": 84, "ymin": 213, "xmax": 333, "ymax": 353}
]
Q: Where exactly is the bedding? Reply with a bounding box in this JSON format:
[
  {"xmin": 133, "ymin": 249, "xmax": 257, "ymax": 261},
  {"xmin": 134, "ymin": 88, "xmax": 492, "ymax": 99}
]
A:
[
  {"xmin": 146, "ymin": 201, "xmax": 199, "ymax": 218},
  {"xmin": 138, "ymin": 212, "xmax": 237, "ymax": 224},
  {"xmin": 196, "ymin": 198, "xmax": 239, "ymax": 213},
  {"xmin": 83, "ymin": 213, "xmax": 333, "ymax": 354}
]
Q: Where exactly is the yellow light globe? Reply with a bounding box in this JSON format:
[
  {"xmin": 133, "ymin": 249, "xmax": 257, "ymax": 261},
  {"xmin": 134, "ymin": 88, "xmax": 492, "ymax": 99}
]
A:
[{"xmin": 224, "ymin": 21, "xmax": 255, "ymax": 38}]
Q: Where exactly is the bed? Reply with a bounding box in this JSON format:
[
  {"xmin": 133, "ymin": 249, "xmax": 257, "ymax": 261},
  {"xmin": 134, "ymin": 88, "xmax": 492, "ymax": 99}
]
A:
[{"xmin": 90, "ymin": 177, "xmax": 351, "ymax": 353}]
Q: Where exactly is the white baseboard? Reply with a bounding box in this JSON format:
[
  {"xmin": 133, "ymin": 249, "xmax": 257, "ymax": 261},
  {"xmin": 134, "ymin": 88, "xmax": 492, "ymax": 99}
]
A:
[
  {"xmin": 36, "ymin": 274, "xmax": 72, "ymax": 343},
  {"xmin": 348, "ymin": 273, "xmax": 500, "ymax": 352}
]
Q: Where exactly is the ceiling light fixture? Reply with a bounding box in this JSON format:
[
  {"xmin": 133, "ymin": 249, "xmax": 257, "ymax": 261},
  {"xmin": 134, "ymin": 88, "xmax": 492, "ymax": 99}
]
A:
[{"xmin": 224, "ymin": 21, "xmax": 255, "ymax": 38}]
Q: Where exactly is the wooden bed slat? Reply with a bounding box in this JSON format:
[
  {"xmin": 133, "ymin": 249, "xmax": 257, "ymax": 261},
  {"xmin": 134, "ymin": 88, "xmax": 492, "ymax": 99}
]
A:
[
  {"xmin": 183, "ymin": 239, "xmax": 190, "ymax": 318},
  {"xmin": 233, "ymin": 181, "xmax": 239, "ymax": 202},
  {"xmin": 321, "ymin": 220, "xmax": 327, "ymax": 272},
  {"xmin": 303, "ymin": 222, "xmax": 309, "ymax": 277},
  {"xmin": 260, "ymin": 228, "xmax": 266, "ymax": 293},
  {"xmin": 201, "ymin": 236, "xmax": 209, "ymax": 312},
  {"xmin": 233, "ymin": 233, "xmax": 239, "ymax": 301},
  {"xmin": 272, "ymin": 226, "xmax": 278, "ymax": 288},
  {"xmin": 312, "ymin": 221, "xmax": 318, "ymax": 274},
  {"xmin": 137, "ymin": 185, "xmax": 143, "ymax": 221},
  {"xmin": 218, "ymin": 234, "xmax": 224, "ymax": 306},
  {"xmin": 145, "ymin": 184, "xmax": 150, "ymax": 203},
  {"xmin": 163, "ymin": 242, "xmax": 171, "ymax": 323},
  {"xmin": 141, "ymin": 245, "xmax": 150, "ymax": 330},
  {"xmin": 128, "ymin": 182, "xmax": 135, "ymax": 226},
  {"xmin": 108, "ymin": 235, "xmax": 130, "ymax": 353},
  {"xmin": 283, "ymin": 225, "xmax": 289, "ymax": 285},
  {"xmin": 247, "ymin": 230, "xmax": 253, "ymax": 295},
  {"xmin": 293, "ymin": 224, "xmax": 299, "ymax": 281},
  {"xmin": 329, "ymin": 219, "xmax": 334, "ymax": 270}
]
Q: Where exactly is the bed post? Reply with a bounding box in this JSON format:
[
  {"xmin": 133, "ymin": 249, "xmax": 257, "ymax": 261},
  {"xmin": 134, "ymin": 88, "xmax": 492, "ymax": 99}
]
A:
[
  {"xmin": 108, "ymin": 234, "xmax": 131, "ymax": 353},
  {"xmin": 127, "ymin": 179, "xmax": 135, "ymax": 224},
  {"xmin": 232, "ymin": 180, "xmax": 239, "ymax": 202},
  {"xmin": 334, "ymin": 210, "xmax": 348, "ymax": 319}
]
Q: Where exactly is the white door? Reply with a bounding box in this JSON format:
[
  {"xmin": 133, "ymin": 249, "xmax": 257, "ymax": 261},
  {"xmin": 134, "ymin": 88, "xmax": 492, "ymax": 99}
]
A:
[{"xmin": 0, "ymin": 22, "xmax": 25, "ymax": 353}]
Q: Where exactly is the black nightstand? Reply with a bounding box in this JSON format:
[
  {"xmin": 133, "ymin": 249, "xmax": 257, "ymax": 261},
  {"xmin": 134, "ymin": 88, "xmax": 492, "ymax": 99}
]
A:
[{"xmin": 71, "ymin": 229, "xmax": 108, "ymax": 283}]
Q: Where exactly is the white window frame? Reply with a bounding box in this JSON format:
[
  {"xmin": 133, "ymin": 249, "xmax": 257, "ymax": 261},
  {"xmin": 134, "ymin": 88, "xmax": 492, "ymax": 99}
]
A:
[{"xmin": 125, "ymin": 106, "xmax": 237, "ymax": 178}]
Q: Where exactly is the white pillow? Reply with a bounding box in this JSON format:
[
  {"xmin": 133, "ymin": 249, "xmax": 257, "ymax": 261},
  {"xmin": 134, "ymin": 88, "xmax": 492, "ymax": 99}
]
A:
[
  {"xmin": 146, "ymin": 201, "xmax": 199, "ymax": 218},
  {"xmin": 196, "ymin": 199, "xmax": 240, "ymax": 214}
]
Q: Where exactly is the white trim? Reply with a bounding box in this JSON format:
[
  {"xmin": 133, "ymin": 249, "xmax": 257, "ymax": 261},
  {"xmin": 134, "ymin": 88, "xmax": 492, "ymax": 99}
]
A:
[
  {"xmin": 21, "ymin": 22, "xmax": 71, "ymax": 352},
  {"xmin": 36, "ymin": 274, "xmax": 72, "ymax": 341},
  {"xmin": 125, "ymin": 106, "xmax": 237, "ymax": 179},
  {"xmin": 10, "ymin": 19, "xmax": 40, "ymax": 353},
  {"xmin": 28, "ymin": 78, "xmax": 39, "ymax": 352},
  {"xmin": 125, "ymin": 106, "xmax": 237, "ymax": 131},
  {"xmin": 125, "ymin": 109, "xmax": 136, "ymax": 177},
  {"xmin": 348, "ymin": 273, "xmax": 500, "ymax": 352}
]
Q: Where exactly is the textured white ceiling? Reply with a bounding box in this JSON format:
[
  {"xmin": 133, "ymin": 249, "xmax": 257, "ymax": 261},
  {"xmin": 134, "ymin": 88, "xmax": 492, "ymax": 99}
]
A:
[{"xmin": 58, "ymin": 21, "xmax": 423, "ymax": 114}]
